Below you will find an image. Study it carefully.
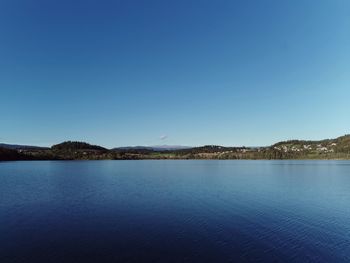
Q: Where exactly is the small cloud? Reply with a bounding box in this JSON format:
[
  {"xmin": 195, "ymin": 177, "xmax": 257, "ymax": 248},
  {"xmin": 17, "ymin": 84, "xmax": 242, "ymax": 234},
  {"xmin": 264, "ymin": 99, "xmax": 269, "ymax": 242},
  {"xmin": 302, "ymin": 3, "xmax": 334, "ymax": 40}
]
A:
[{"xmin": 160, "ymin": 135, "xmax": 168, "ymax": 140}]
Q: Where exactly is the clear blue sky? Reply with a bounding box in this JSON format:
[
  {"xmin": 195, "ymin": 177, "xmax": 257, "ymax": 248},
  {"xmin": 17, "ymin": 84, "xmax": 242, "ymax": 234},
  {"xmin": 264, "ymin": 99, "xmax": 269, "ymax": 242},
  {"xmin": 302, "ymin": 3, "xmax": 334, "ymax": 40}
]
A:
[{"xmin": 1, "ymin": 0, "xmax": 349, "ymax": 147}]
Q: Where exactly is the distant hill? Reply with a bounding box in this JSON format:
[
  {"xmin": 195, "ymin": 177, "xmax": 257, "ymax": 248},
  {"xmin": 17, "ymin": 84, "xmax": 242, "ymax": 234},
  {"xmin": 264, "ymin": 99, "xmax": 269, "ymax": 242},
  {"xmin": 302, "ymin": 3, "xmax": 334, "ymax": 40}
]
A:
[
  {"xmin": 113, "ymin": 145, "xmax": 191, "ymax": 151},
  {"xmin": 1, "ymin": 135, "xmax": 350, "ymax": 161},
  {"xmin": 174, "ymin": 145, "xmax": 244, "ymax": 154},
  {"xmin": 113, "ymin": 146, "xmax": 154, "ymax": 151},
  {"xmin": 151, "ymin": 145, "xmax": 192, "ymax": 151},
  {"xmin": 0, "ymin": 143, "xmax": 48, "ymax": 150}
]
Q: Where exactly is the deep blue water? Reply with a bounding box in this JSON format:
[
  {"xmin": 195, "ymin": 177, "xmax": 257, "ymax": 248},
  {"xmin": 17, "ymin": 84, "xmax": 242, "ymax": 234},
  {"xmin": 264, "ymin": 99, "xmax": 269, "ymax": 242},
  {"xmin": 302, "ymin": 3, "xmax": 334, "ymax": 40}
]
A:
[{"xmin": 1, "ymin": 160, "xmax": 350, "ymax": 262}]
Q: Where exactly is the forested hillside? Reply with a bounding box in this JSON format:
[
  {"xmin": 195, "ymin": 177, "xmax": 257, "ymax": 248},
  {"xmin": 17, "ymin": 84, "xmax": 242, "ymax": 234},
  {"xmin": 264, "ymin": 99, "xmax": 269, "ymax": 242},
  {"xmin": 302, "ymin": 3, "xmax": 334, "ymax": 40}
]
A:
[{"xmin": 1, "ymin": 135, "xmax": 350, "ymax": 161}]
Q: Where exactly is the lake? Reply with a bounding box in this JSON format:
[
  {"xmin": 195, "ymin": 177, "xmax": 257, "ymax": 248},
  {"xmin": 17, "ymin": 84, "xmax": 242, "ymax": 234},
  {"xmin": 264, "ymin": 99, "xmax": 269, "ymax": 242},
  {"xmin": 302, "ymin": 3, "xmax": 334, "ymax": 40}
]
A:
[{"xmin": 1, "ymin": 160, "xmax": 350, "ymax": 262}]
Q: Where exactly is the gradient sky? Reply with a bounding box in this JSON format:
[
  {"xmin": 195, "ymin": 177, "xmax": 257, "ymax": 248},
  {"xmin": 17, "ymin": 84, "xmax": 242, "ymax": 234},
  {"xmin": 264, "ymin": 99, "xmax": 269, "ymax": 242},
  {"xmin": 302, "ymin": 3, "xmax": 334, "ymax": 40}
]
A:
[{"xmin": 1, "ymin": 0, "xmax": 349, "ymax": 147}]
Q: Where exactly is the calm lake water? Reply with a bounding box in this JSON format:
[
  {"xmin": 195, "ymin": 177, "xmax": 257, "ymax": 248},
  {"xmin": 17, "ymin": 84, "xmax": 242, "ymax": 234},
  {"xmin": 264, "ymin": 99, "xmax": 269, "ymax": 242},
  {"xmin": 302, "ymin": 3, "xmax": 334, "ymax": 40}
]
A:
[{"xmin": 1, "ymin": 160, "xmax": 350, "ymax": 262}]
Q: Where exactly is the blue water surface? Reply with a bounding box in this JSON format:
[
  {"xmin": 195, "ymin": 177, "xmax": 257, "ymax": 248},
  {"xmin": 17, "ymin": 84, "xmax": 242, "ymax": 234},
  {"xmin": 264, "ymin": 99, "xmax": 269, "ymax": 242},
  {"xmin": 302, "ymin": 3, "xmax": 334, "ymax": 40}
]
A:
[{"xmin": 1, "ymin": 160, "xmax": 350, "ymax": 262}]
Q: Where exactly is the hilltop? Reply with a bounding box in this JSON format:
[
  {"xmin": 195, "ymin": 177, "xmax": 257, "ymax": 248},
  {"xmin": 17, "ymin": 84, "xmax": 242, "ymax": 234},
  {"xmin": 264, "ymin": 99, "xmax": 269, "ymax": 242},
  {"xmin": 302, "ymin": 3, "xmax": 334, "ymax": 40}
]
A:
[
  {"xmin": 50, "ymin": 141, "xmax": 109, "ymax": 160},
  {"xmin": 52, "ymin": 141, "xmax": 107, "ymax": 151}
]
